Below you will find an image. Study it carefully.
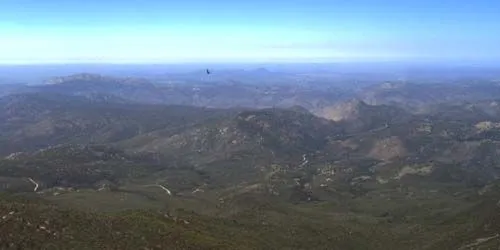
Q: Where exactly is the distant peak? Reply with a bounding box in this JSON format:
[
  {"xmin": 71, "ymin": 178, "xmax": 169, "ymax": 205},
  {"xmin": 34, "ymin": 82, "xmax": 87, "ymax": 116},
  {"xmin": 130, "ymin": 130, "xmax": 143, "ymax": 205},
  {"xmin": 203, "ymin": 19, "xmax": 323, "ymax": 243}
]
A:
[
  {"xmin": 253, "ymin": 67, "xmax": 270, "ymax": 73},
  {"xmin": 288, "ymin": 105, "xmax": 311, "ymax": 114},
  {"xmin": 44, "ymin": 73, "xmax": 110, "ymax": 85},
  {"xmin": 379, "ymin": 81, "xmax": 406, "ymax": 89},
  {"xmin": 316, "ymin": 99, "xmax": 371, "ymax": 122},
  {"xmin": 43, "ymin": 73, "xmax": 153, "ymax": 87},
  {"xmin": 337, "ymin": 98, "xmax": 369, "ymax": 110}
]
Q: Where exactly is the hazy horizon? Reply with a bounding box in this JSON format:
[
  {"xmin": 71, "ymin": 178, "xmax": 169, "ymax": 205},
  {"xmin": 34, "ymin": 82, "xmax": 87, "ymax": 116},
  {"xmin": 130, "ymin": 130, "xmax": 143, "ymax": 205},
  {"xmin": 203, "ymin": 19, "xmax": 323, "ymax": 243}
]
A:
[{"xmin": 1, "ymin": 0, "xmax": 500, "ymax": 64}]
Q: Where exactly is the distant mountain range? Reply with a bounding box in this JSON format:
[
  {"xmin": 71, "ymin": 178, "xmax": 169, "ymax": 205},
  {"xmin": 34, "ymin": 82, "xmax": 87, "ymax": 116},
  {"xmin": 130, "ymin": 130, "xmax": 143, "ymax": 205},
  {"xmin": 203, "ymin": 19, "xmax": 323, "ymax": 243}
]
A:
[
  {"xmin": 3, "ymin": 89, "xmax": 500, "ymax": 192},
  {"xmin": 2, "ymin": 73, "xmax": 500, "ymax": 249},
  {"xmin": 4, "ymin": 73, "xmax": 500, "ymax": 115}
]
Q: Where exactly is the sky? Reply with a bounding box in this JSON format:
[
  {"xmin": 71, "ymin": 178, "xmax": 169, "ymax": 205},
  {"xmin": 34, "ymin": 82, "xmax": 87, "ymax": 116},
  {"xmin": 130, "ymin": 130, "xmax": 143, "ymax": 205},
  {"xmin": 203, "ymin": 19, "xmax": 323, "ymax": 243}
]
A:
[{"xmin": 1, "ymin": 0, "xmax": 500, "ymax": 64}]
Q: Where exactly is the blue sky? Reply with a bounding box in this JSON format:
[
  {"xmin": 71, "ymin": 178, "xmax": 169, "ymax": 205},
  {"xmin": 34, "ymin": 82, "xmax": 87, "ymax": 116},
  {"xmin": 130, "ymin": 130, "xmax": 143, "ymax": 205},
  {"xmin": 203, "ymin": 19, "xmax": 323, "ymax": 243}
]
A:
[{"xmin": 1, "ymin": 0, "xmax": 499, "ymax": 63}]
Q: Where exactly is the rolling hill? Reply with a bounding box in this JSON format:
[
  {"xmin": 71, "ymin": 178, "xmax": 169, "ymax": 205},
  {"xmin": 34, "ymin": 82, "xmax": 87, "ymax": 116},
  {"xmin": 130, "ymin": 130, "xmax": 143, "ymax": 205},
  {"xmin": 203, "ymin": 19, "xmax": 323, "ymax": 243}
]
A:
[{"xmin": 0, "ymin": 92, "xmax": 236, "ymax": 156}]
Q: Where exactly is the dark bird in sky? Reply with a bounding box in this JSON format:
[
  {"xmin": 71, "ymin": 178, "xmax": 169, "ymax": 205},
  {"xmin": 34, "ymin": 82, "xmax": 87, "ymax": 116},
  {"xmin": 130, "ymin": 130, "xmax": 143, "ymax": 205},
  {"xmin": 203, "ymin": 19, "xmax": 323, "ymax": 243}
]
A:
[{"xmin": 206, "ymin": 69, "xmax": 211, "ymax": 75}]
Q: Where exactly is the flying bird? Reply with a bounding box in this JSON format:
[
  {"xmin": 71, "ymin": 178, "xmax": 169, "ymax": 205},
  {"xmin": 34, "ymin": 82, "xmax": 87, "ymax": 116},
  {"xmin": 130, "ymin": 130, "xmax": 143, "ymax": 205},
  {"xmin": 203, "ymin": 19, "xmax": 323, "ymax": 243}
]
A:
[{"xmin": 206, "ymin": 69, "xmax": 211, "ymax": 75}]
